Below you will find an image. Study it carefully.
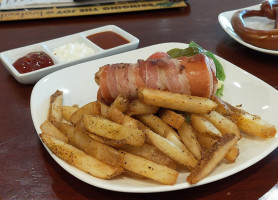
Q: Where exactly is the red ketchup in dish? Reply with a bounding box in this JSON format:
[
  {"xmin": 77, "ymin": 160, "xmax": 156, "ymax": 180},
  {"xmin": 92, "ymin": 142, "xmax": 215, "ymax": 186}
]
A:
[
  {"xmin": 13, "ymin": 52, "xmax": 54, "ymax": 74},
  {"xmin": 86, "ymin": 31, "xmax": 130, "ymax": 49}
]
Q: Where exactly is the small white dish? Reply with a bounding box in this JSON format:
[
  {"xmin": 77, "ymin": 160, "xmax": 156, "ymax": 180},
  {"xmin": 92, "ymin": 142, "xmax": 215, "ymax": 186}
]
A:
[
  {"xmin": 218, "ymin": 4, "xmax": 278, "ymax": 55},
  {"xmin": 0, "ymin": 25, "xmax": 139, "ymax": 84},
  {"xmin": 31, "ymin": 42, "xmax": 278, "ymax": 193}
]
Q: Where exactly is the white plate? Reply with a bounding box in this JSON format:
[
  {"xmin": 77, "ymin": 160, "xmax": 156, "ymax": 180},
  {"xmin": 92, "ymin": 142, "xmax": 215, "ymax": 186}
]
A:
[
  {"xmin": 31, "ymin": 42, "xmax": 278, "ymax": 193},
  {"xmin": 0, "ymin": 25, "xmax": 139, "ymax": 84},
  {"xmin": 218, "ymin": 4, "xmax": 278, "ymax": 55}
]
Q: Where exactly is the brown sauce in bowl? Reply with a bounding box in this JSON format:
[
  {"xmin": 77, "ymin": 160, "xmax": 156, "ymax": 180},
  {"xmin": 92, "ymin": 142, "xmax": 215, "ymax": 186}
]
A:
[{"xmin": 86, "ymin": 31, "xmax": 130, "ymax": 49}]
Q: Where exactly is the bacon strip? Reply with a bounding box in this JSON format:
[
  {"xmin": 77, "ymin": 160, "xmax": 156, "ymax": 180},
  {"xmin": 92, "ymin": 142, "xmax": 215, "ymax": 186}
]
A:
[
  {"xmin": 107, "ymin": 65, "xmax": 118, "ymax": 99},
  {"xmin": 95, "ymin": 53, "xmax": 217, "ymax": 104}
]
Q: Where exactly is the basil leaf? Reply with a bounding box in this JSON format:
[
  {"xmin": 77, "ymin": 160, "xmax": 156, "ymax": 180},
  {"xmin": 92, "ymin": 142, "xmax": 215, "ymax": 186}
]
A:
[
  {"xmin": 189, "ymin": 41, "xmax": 203, "ymax": 49},
  {"xmin": 167, "ymin": 47, "xmax": 203, "ymax": 58},
  {"xmin": 167, "ymin": 48, "xmax": 184, "ymax": 58}
]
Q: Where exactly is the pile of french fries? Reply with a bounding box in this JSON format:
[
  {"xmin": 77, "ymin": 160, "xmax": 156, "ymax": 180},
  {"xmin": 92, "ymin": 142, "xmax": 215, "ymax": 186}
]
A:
[{"xmin": 40, "ymin": 88, "xmax": 277, "ymax": 185}]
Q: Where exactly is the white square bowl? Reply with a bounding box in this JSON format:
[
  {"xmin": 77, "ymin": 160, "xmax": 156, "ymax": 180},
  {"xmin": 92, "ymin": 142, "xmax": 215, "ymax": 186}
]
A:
[{"xmin": 0, "ymin": 25, "xmax": 139, "ymax": 84}]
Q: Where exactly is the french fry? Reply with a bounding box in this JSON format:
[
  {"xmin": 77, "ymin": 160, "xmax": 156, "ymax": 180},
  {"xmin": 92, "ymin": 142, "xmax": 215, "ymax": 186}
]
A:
[
  {"xmin": 146, "ymin": 129, "xmax": 198, "ymax": 168},
  {"xmin": 82, "ymin": 114, "xmax": 145, "ymax": 146},
  {"xmin": 76, "ymin": 118, "xmax": 127, "ymax": 147},
  {"xmin": 88, "ymin": 133, "xmax": 127, "ymax": 147},
  {"xmin": 232, "ymin": 112, "xmax": 277, "ymax": 138},
  {"xmin": 110, "ymin": 95, "xmax": 130, "ymax": 113},
  {"xmin": 191, "ymin": 114, "xmax": 222, "ymax": 139},
  {"xmin": 158, "ymin": 109, "xmax": 185, "ymax": 130},
  {"xmin": 119, "ymin": 150, "xmax": 178, "ymax": 185},
  {"xmin": 187, "ymin": 133, "xmax": 238, "ymax": 184},
  {"xmin": 221, "ymin": 99, "xmax": 251, "ymax": 117},
  {"xmin": 70, "ymin": 101, "xmax": 101, "ymax": 125},
  {"xmin": 136, "ymin": 114, "xmax": 180, "ymax": 139},
  {"xmin": 202, "ymin": 111, "xmax": 241, "ymax": 139},
  {"xmin": 136, "ymin": 113, "xmax": 182, "ymax": 146},
  {"xmin": 125, "ymin": 99, "xmax": 159, "ymax": 116},
  {"xmin": 197, "ymin": 110, "xmax": 241, "ymax": 162},
  {"xmin": 165, "ymin": 133, "xmax": 190, "ymax": 153},
  {"xmin": 210, "ymin": 96, "xmax": 273, "ymax": 138},
  {"xmin": 40, "ymin": 120, "xmax": 68, "ymax": 143},
  {"xmin": 98, "ymin": 102, "xmax": 110, "ymax": 118},
  {"xmin": 120, "ymin": 143, "xmax": 177, "ymax": 169},
  {"xmin": 196, "ymin": 132, "xmax": 240, "ymax": 162},
  {"xmin": 40, "ymin": 133, "xmax": 123, "ymax": 179},
  {"xmin": 138, "ymin": 88, "xmax": 217, "ymax": 114},
  {"xmin": 225, "ymin": 146, "xmax": 240, "ymax": 163},
  {"xmin": 177, "ymin": 122, "xmax": 202, "ymax": 160},
  {"xmin": 123, "ymin": 169, "xmax": 148, "ymax": 180},
  {"xmin": 62, "ymin": 105, "xmax": 79, "ymax": 122},
  {"xmin": 107, "ymin": 105, "xmax": 125, "ymax": 124},
  {"xmin": 195, "ymin": 132, "xmax": 216, "ymax": 151},
  {"xmin": 210, "ymin": 95, "xmax": 232, "ymax": 115},
  {"xmin": 107, "ymin": 106, "xmax": 149, "ymax": 130},
  {"xmin": 48, "ymin": 90, "xmax": 63, "ymax": 127},
  {"xmin": 59, "ymin": 122, "xmax": 124, "ymax": 167},
  {"xmin": 122, "ymin": 116, "xmax": 149, "ymax": 131}
]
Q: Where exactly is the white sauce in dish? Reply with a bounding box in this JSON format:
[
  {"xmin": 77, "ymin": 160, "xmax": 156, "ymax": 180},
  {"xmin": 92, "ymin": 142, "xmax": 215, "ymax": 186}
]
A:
[{"xmin": 53, "ymin": 42, "xmax": 95, "ymax": 62}]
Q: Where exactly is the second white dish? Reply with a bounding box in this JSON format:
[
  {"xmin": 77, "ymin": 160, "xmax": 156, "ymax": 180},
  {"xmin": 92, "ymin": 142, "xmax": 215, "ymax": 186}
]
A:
[{"xmin": 218, "ymin": 4, "xmax": 278, "ymax": 56}]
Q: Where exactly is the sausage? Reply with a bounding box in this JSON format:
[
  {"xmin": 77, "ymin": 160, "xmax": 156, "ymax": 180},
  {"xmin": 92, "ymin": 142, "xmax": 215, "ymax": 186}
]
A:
[
  {"xmin": 95, "ymin": 53, "xmax": 218, "ymax": 105},
  {"xmin": 231, "ymin": 0, "xmax": 278, "ymax": 50}
]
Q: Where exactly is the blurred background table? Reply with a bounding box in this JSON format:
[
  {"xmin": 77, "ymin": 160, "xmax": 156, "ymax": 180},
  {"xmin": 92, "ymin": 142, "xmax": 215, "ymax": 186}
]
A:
[{"xmin": 0, "ymin": 0, "xmax": 277, "ymax": 199}]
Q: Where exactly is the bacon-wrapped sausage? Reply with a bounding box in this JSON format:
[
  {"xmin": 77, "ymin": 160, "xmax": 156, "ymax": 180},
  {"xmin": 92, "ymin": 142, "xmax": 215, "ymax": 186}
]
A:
[{"xmin": 95, "ymin": 52, "xmax": 218, "ymax": 105}]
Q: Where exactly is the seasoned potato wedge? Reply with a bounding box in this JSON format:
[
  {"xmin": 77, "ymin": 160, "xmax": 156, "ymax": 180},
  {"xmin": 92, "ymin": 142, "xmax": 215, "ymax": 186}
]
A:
[
  {"xmin": 232, "ymin": 112, "xmax": 276, "ymax": 138},
  {"xmin": 83, "ymin": 114, "xmax": 145, "ymax": 146},
  {"xmin": 195, "ymin": 132, "xmax": 216, "ymax": 151},
  {"xmin": 119, "ymin": 150, "xmax": 178, "ymax": 185},
  {"xmin": 110, "ymin": 95, "xmax": 130, "ymax": 113},
  {"xmin": 40, "ymin": 133, "xmax": 123, "ymax": 179},
  {"xmin": 225, "ymin": 146, "xmax": 240, "ymax": 163},
  {"xmin": 98, "ymin": 102, "xmax": 110, "ymax": 118},
  {"xmin": 191, "ymin": 114, "xmax": 222, "ymax": 139},
  {"xmin": 158, "ymin": 109, "xmax": 185, "ymax": 130},
  {"xmin": 210, "ymin": 95, "xmax": 232, "ymax": 115},
  {"xmin": 70, "ymin": 101, "xmax": 101, "ymax": 125},
  {"xmin": 88, "ymin": 133, "xmax": 127, "ymax": 147},
  {"xmin": 136, "ymin": 114, "xmax": 180, "ymax": 139},
  {"xmin": 196, "ymin": 132, "xmax": 239, "ymax": 162},
  {"xmin": 138, "ymin": 88, "xmax": 217, "ymax": 114},
  {"xmin": 187, "ymin": 133, "xmax": 238, "ymax": 184},
  {"xmin": 125, "ymin": 99, "xmax": 159, "ymax": 116},
  {"xmin": 177, "ymin": 122, "xmax": 202, "ymax": 160},
  {"xmin": 59, "ymin": 122, "xmax": 124, "ymax": 167},
  {"xmin": 202, "ymin": 111, "xmax": 241, "ymax": 139},
  {"xmin": 120, "ymin": 143, "xmax": 177, "ymax": 169},
  {"xmin": 40, "ymin": 120, "xmax": 68, "ymax": 142},
  {"xmin": 62, "ymin": 105, "xmax": 79, "ymax": 122},
  {"xmin": 48, "ymin": 90, "xmax": 63, "ymax": 127},
  {"xmin": 123, "ymin": 169, "xmax": 147, "ymax": 180},
  {"xmin": 146, "ymin": 129, "xmax": 198, "ymax": 168},
  {"xmin": 107, "ymin": 106, "xmax": 148, "ymax": 130},
  {"xmin": 75, "ymin": 115, "xmax": 127, "ymax": 147}
]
